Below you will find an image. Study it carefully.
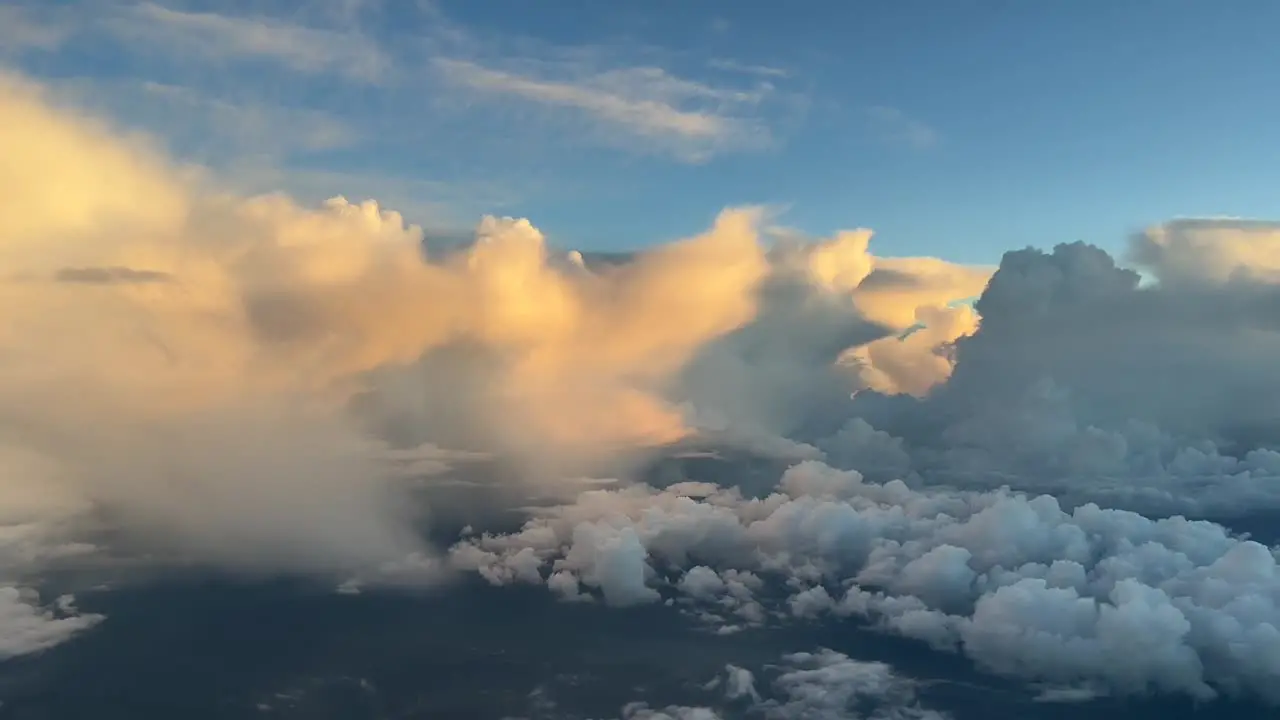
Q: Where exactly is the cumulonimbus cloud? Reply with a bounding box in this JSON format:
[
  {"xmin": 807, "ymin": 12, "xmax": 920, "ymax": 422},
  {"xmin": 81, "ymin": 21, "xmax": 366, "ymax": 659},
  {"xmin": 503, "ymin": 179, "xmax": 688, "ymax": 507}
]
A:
[
  {"xmin": 0, "ymin": 68, "xmax": 982, "ymax": 655},
  {"xmin": 448, "ymin": 222, "xmax": 1280, "ymax": 705}
]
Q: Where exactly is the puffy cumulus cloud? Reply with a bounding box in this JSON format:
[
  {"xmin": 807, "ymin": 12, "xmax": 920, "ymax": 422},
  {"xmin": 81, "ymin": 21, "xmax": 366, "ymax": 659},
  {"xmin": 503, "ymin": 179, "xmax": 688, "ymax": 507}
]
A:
[
  {"xmin": 0, "ymin": 588, "xmax": 103, "ymax": 660},
  {"xmin": 449, "ymin": 459, "xmax": 1280, "ymax": 705},
  {"xmin": 818, "ymin": 235, "xmax": 1280, "ymax": 516},
  {"xmin": 751, "ymin": 649, "xmax": 946, "ymax": 720},
  {"xmin": 604, "ymin": 648, "xmax": 943, "ymax": 720},
  {"xmin": 944, "ymin": 238, "xmax": 1280, "ymax": 439}
]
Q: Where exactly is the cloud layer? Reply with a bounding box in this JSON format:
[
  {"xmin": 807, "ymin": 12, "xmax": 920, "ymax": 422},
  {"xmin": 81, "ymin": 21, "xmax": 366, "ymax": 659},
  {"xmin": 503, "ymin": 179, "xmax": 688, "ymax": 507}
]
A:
[{"xmin": 452, "ymin": 460, "xmax": 1280, "ymax": 705}]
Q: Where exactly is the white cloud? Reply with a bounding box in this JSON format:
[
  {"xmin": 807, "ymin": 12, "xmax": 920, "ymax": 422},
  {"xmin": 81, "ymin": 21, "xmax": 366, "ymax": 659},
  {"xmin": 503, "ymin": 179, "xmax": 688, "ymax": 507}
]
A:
[
  {"xmin": 608, "ymin": 649, "xmax": 944, "ymax": 720},
  {"xmin": 442, "ymin": 220, "xmax": 1280, "ymax": 707},
  {"xmin": 758, "ymin": 649, "xmax": 947, "ymax": 720},
  {"xmin": 707, "ymin": 58, "xmax": 790, "ymax": 78},
  {"xmin": 5, "ymin": 0, "xmax": 802, "ymax": 194},
  {"xmin": 110, "ymin": 3, "xmax": 390, "ymax": 82},
  {"xmin": 218, "ymin": 160, "xmax": 503, "ymax": 231},
  {"xmin": 432, "ymin": 58, "xmax": 777, "ymax": 162},
  {"xmin": 450, "ymin": 459, "xmax": 1280, "ymax": 705},
  {"xmin": 0, "ymin": 588, "xmax": 102, "ymax": 660},
  {"xmin": 1130, "ymin": 218, "xmax": 1280, "ymax": 287},
  {"xmin": 617, "ymin": 703, "xmax": 722, "ymax": 720}
]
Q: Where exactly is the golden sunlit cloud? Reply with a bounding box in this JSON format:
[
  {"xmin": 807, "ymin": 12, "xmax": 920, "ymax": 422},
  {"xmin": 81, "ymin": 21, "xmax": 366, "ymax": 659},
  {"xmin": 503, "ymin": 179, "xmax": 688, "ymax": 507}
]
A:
[{"xmin": 0, "ymin": 67, "xmax": 984, "ymax": 578}]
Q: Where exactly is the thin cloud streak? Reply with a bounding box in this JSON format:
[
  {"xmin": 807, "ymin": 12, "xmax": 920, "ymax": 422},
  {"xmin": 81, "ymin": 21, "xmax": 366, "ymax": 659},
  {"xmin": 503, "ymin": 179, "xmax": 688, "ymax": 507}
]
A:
[
  {"xmin": 708, "ymin": 58, "xmax": 789, "ymax": 78},
  {"xmin": 432, "ymin": 57, "xmax": 775, "ymax": 162},
  {"xmin": 111, "ymin": 2, "xmax": 391, "ymax": 82}
]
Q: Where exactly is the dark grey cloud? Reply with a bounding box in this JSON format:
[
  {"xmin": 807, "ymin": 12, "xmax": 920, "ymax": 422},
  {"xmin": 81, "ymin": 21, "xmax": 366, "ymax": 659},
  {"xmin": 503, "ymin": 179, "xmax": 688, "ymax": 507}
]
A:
[{"xmin": 54, "ymin": 266, "xmax": 171, "ymax": 285}]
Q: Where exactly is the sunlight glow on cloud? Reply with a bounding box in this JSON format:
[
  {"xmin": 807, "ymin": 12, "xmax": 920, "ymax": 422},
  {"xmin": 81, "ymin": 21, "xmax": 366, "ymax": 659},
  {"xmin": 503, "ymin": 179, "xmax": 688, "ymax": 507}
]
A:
[
  {"xmin": 1130, "ymin": 218, "xmax": 1280, "ymax": 287},
  {"xmin": 0, "ymin": 65, "xmax": 973, "ymax": 615}
]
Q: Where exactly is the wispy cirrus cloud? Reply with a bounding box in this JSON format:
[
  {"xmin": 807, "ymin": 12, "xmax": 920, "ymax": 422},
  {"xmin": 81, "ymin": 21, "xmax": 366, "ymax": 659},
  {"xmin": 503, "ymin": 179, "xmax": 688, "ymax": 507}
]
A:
[
  {"xmin": 432, "ymin": 58, "xmax": 780, "ymax": 163},
  {"xmin": 707, "ymin": 58, "xmax": 789, "ymax": 79},
  {"xmin": 108, "ymin": 2, "xmax": 391, "ymax": 82},
  {"xmin": 0, "ymin": 0, "xmax": 804, "ymax": 222}
]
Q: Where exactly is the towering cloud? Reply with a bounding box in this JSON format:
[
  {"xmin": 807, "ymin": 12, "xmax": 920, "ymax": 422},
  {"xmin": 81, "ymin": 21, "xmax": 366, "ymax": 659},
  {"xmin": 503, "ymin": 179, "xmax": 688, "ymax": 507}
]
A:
[
  {"xmin": 0, "ymin": 68, "xmax": 775, "ymax": 576},
  {"xmin": 448, "ymin": 218, "xmax": 1280, "ymax": 706},
  {"xmin": 0, "ymin": 68, "xmax": 985, "ymax": 656}
]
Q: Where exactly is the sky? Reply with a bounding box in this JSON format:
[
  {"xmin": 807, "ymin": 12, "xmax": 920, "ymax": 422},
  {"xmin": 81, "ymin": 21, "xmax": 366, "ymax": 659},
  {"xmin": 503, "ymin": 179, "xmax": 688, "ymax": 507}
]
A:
[{"xmin": 4, "ymin": 0, "xmax": 1278, "ymax": 262}]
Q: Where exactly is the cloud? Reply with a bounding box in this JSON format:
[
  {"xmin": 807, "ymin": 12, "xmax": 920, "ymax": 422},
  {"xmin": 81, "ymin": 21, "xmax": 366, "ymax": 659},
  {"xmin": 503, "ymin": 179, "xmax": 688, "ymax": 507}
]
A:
[
  {"xmin": 445, "ymin": 213, "xmax": 1280, "ymax": 707},
  {"xmin": 755, "ymin": 649, "xmax": 946, "ymax": 720},
  {"xmin": 450, "ymin": 458, "xmax": 1280, "ymax": 705},
  {"xmin": 0, "ymin": 70, "xmax": 437, "ymax": 588},
  {"xmin": 865, "ymin": 106, "xmax": 939, "ymax": 150},
  {"xmin": 0, "ymin": 588, "xmax": 102, "ymax": 660},
  {"xmin": 673, "ymin": 229, "xmax": 992, "ymax": 447},
  {"xmin": 0, "ymin": 65, "xmax": 990, "ymax": 661},
  {"xmin": 432, "ymin": 58, "xmax": 777, "ymax": 162},
  {"xmin": 53, "ymin": 266, "xmax": 172, "ymax": 285},
  {"xmin": 0, "ymin": 69, "xmax": 846, "ymax": 598},
  {"xmin": 617, "ymin": 704, "xmax": 723, "ymax": 720},
  {"xmin": 4, "ymin": 0, "xmax": 802, "ymax": 226},
  {"xmin": 604, "ymin": 648, "xmax": 944, "ymax": 720},
  {"xmin": 855, "ymin": 239, "xmax": 1280, "ymax": 516},
  {"xmin": 109, "ymin": 3, "xmax": 390, "ymax": 82},
  {"xmin": 1130, "ymin": 218, "xmax": 1280, "ymax": 287},
  {"xmin": 707, "ymin": 58, "xmax": 790, "ymax": 78}
]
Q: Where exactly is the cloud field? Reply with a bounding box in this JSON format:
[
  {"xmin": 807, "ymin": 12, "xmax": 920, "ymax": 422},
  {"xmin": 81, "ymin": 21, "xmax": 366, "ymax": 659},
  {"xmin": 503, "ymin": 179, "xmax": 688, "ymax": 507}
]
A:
[{"xmin": 3, "ymin": 67, "xmax": 1280, "ymax": 711}]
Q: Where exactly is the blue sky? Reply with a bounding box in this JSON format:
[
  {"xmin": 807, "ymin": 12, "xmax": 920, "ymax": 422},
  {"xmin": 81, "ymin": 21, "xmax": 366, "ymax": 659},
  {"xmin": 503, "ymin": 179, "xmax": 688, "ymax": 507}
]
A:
[{"xmin": 3, "ymin": 0, "xmax": 1277, "ymax": 262}]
